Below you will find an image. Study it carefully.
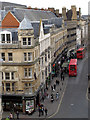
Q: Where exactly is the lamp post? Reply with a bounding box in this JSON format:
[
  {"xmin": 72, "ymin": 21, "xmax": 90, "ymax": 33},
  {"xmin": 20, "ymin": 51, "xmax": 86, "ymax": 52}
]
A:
[{"xmin": 0, "ymin": 58, "xmax": 3, "ymax": 119}]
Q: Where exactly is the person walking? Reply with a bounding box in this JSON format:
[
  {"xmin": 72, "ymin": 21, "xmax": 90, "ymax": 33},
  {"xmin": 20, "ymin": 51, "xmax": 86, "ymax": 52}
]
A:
[
  {"xmin": 62, "ymin": 74, "xmax": 64, "ymax": 81},
  {"xmin": 41, "ymin": 106, "xmax": 44, "ymax": 115},
  {"xmin": 51, "ymin": 85, "xmax": 53, "ymax": 91},
  {"xmin": 53, "ymin": 84, "xmax": 56, "ymax": 90},
  {"xmin": 45, "ymin": 108, "xmax": 48, "ymax": 116},
  {"xmin": 9, "ymin": 113, "xmax": 13, "ymax": 119},
  {"xmin": 39, "ymin": 107, "xmax": 41, "ymax": 117},
  {"xmin": 16, "ymin": 111, "xmax": 19, "ymax": 119},
  {"xmin": 56, "ymin": 92, "xmax": 59, "ymax": 100}
]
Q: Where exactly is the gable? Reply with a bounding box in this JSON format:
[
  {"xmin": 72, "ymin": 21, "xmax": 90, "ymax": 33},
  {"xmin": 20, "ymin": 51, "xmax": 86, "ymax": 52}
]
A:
[{"xmin": 1, "ymin": 11, "xmax": 20, "ymax": 28}]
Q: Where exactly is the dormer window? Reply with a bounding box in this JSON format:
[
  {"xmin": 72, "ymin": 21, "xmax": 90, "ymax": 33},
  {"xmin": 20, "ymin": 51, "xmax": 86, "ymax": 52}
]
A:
[
  {"xmin": 23, "ymin": 38, "xmax": 27, "ymax": 45},
  {"xmin": 0, "ymin": 31, "xmax": 12, "ymax": 44},
  {"xmin": 1, "ymin": 34, "xmax": 5, "ymax": 43},
  {"xmin": 6, "ymin": 34, "xmax": 10, "ymax": 43}
]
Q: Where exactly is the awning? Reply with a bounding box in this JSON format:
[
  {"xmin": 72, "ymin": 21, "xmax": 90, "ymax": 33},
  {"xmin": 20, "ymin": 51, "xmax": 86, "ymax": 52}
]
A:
[{"xmin": 62, "ymin": 62, "xmax": 69, "ymax": 68}]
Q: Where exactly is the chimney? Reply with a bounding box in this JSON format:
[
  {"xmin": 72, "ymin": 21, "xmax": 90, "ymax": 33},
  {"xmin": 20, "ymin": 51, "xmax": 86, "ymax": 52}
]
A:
[
  {"xmin": 71, "ymin": 5, "xmax": 77, "ymax": 20},
  {"xmin": 62, "ymin": 7, "xmax": 67, "ymax": 20},
  {"xmin": 79, "ymin": 8, "xmax": 81, "ymax": 19}
]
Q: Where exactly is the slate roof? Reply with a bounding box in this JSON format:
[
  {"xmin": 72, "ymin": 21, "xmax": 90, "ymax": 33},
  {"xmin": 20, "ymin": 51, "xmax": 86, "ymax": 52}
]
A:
[
  {"xmin": 12, "ymin": 8, "xmax": 57, "ymax": 22},
  {"xmin": 18, "ymin": 16, "xmax": 33, "ymax": 30}
]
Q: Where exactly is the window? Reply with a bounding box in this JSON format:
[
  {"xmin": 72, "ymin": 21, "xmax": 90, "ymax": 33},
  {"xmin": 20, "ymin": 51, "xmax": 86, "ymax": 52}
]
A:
[
  {"xmin": 24, "ymin": 53, "xmax": 32, "ymax": 62},
  {"xmin": 42, "ymin": 57, "xmax": 43, "ymax": 65},
  {"xmin": 45, "ymin": 54, "xmax": 47, "ymax": 62},
  {"xmin": 1, "ymin": 34, "xmax": 5, "ymax": 43},
  {"xmin": 24, "ymin": 68, "xmax": 32, "ymax": 78},
  {"xmin": 28, "ymin": 53, "xmax": 32, "ymax": 61},
  {"xmin": 2, "ymin": 72, "xmax": 3, "ymax": 80},
  {"xmin": 70, "ymin": 65, "xmax": 75, "ymax": 71},
  {"xmin": 2, "ymin": 83, "xmax": 4, "ymax": 91},
  {"xmin": 6, "ymin": 83, "xmax": 10, "ymax": 91},
  {"xmin": 23, "ymin": 38, "xmax": 27, "ymax": 45},
  {"xmin": 5, "ymin": 73, "xmax": 10, "ymax": 80},
  {"xmin": 11, "ymin": 72, "xmax": 14, "ymax": 79},
  {"xmin": 12, "ymin": 83, "xmax": 15, "ymax": 91},
  {"xmin": 24, "ymin": 53, "xmax": 27, "ymax": 61},
  {"xmin": 6, "ymin": 34, "xmax": 10, "ymax": 43},
  {"xmin": 1, "ymin": 53, "xmax": 5, "ymax": 61},
  {"xmin": 28, "ymin": 38, "xmax": 31, "ymax": 45},
  {"xmin": 45, "ymin": 67, "xmax": 47, "ymax": 77},
  {"xmin": 42, "ymin": 72, "xmax": 44, "ymax": 79},
  {"xmin": 24, "ymin": 68, "xmax": 27, "ymax": 77},
  {"xmin": 8, "ymin": 53, "xmax": 13, "ymax": 61},
  {"xmin": 28, "ymin": 68, "xmax": 32, "ymax": 78},
  {"xmin": 48, "ymin": 51, "xmax": 50, "ymax": 59}
]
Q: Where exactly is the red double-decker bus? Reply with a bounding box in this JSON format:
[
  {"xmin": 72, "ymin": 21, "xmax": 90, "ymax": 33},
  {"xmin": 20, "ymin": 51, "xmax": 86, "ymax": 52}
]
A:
[
  {"xmin": 69, "ymin": 59, "xmax": 77, "ymax": 76},
  {"xmin": 76, "ymin": 48, "xmax": 85, "ymax": 59}
]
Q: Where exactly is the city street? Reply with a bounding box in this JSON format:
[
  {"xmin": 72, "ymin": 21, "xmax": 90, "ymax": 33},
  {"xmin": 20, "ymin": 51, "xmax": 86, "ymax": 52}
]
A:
[{"xmin": 54, "ymin": 53, "xmax": 88, "ymax": 118}]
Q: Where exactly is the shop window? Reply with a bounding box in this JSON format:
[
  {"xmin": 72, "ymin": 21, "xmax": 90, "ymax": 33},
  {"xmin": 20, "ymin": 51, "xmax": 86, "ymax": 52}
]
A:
[
  {"xmin": 5, "ymin": 73, "xmax": 10, "ymax": 80},
  {"xmin": 1, "ymin": 53, "xmax": 5, "ymax": 61},
  {"xmin": 23, "ymin": 38, "xmax": 27, "ymax": 45},
  {"xmin": 8, "ymin": 53, "xmax": 13, "ymax": 61},
  {"xmin": 6, "ymin": 83, "xmax": 10, "ymax": 91},
  {"xmin": 1, "ymin": 34, "xmax": 5, "ymax": 43}
]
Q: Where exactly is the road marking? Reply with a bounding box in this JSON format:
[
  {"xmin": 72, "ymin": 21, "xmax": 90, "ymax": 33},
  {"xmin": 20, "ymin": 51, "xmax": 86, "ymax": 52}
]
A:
[
  {"xmin": 70, "ymin": 104, "xmax": 74, "ymax": 106},
  {"xmin": 86, "ymin": 87, "xmax": 90, "ymax": 101},
  {"xmin": 48, "ymin": 81, "xmax": 67, "ymax": 118}
]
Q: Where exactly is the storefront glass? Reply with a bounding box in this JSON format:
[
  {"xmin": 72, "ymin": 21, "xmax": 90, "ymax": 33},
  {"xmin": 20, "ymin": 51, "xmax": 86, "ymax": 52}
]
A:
[{"xmin": 26, "ymin": 100, "xmax": 34, "ymax": 114}]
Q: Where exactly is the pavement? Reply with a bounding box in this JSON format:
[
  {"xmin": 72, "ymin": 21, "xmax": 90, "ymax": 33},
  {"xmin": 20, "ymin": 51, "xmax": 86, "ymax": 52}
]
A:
[{"xmin": 2, "ymin": 72, "xmax": 68, "ymax": 119}]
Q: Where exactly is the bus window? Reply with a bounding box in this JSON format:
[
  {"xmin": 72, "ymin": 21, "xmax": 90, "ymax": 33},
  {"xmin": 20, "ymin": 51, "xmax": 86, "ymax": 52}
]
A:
[{"xmin": 70, "ymin": 65, "xmax": 75, "ymax": 71}]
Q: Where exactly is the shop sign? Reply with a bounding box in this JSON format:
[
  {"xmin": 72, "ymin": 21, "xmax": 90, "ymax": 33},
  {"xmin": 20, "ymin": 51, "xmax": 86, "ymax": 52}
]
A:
[{"xmin": 26, "ymin": 100, "xmax": 34, "ymax": 113}]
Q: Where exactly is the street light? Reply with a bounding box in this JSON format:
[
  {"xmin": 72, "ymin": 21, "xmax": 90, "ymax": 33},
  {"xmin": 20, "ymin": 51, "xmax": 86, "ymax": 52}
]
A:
[{"xmin": 0, "ymin": 58, "xmax": 3, "ymax": 119}]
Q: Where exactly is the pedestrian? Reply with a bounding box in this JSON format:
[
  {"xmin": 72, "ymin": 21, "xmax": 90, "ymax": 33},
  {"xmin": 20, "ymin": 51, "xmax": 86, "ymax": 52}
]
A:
[
  {"xmin": 41, "ymin": 106, "xmax": 44, "ymax": 115},
  {"xmin": 39, "ymin": 106, "xmax": 41, "ymax": 117},
  {"xmin": 51, "ymin": 94, "xmax": 54, "ymax": 102},
  {"xmin": 16, "ymin": 111, "xmax": 19, "ymax": 119},
  {"xmin": 51, "ymin": 85, "xmax": 53, "ymax": 91},
  {"xmin": 62, "ymin": 74, "xmax": 64, "ymax": 81},
  {"xmin": 42, "ymin": 96, "xmax": 44, "ymax": 101},
  {"xmin": 47, "ymin": 93, "xmax": 49, "ymax": 99},
  {"xmin": 53, "ymin": 84, "xmax": 56, "ymax": 90},
  {"xmin": 45, "ymin": 108, "xmax": 48, "ymax": 116},
  {"xmin": 9, "ymin": 113, "xmax": 13, "ymax": 119},
  {"xmin": 56, "ymin": 92, "xmax": 59, "ymax": 100}
]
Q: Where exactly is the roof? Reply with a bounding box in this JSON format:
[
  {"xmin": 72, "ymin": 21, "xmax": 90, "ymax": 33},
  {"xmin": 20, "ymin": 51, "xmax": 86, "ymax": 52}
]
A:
[
  {"xmin": 77, "ymin": 48, "xmax": 84, "ymax": 51},
  {"xmin": 12, "ymin": 8, "xmax": 57, "ymax": 22},
  {"xmin": 18, "ymin": 16, "xmax": 33, "ymax": 30},
  {"xmin": 69, "ymin": 59, "xmax": 77, "ymax": 65}
]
